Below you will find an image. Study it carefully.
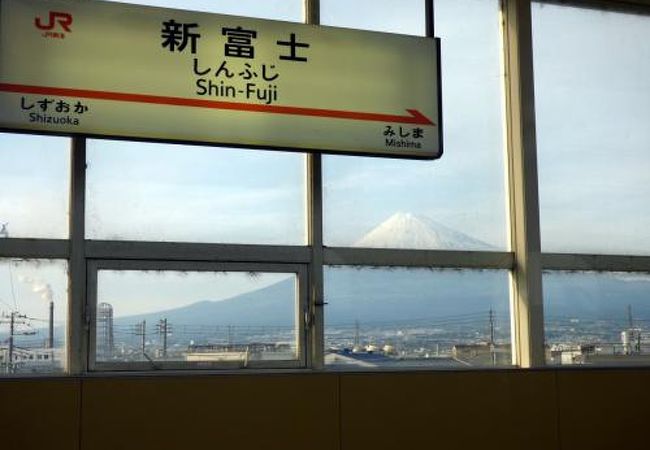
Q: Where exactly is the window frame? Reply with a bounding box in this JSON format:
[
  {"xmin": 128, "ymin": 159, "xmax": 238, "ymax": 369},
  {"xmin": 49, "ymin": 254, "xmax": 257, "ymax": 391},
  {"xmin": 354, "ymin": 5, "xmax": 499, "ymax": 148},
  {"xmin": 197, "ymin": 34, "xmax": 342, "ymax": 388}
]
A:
[
  {"xmin": 531, "ymin": 0, "xmax": 650, "ymax": 364},
  {"xmin": 86, "ymin": 259, "xmax": 308, "ymax": 372}
]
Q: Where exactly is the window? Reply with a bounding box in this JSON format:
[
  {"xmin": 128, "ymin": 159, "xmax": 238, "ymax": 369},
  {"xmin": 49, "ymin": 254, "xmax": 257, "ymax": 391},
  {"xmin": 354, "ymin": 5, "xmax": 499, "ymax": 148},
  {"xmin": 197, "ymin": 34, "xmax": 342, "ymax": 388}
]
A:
[
  {"xmin": 531, "ymin": 1, "xmax": 650, "ymax": 368},
  {"xmin": 325, "ymin": 267, "xmax": 512, "ymax": 368},
  {"xmin": 544, "ymin": 271, "xmax": 650, "ymax": 366},
  {"xmin": 86, "ymin": 140, "xmax": 306, "ymax": 245},
  {"xmin": 0, "ymin": 259, "xmax": 68, "ymax": 375},
  {"xmin": 0, "ymin": 133, "xmax": 70, "ymax": 239},
  {"xmin": 89, "ymin": 261, "xmax": 306, "ymax": 370},
  {"xmin": 322, "ymin": 0, "xmax": 508, "ymax": 251},
  {"xmin": 533, "ymin": 2, "xmax": 650, "ymax": 255},
  {"xmin": 107, "ymin": 0, "xmax": 303, "ymax": 22}
]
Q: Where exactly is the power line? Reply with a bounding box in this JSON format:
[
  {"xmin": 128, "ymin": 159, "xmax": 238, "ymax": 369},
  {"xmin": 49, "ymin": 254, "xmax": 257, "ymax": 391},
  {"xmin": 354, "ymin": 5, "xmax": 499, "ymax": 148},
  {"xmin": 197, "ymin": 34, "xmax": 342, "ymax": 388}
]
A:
[
  {"xmin": 7, "ymin": 262, "xmax": 17, "ymax": 311},
  {"xmin": 0, "ymin": 311, "xmax": 37, "ymax": 374},
  {"xmin": 328, "ymin": 312, "xmax": 509, "ymax": 328},
  {"xmin": 0, "ymin": 297, "xmax": 15, "ymax": 311}
]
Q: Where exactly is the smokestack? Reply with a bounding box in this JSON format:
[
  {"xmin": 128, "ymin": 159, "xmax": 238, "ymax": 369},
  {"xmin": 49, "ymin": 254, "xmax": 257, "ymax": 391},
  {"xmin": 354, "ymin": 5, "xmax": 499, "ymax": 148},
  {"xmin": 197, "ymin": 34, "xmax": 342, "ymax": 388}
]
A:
[{"xmin": 48, "ymin": 300, "xmax": 54, "ymax": 349}]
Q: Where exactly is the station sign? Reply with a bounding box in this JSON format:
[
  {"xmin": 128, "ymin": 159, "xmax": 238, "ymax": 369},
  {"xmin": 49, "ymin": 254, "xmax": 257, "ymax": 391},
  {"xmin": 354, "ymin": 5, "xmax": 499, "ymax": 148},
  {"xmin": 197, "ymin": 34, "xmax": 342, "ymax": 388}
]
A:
[{"xmin": 0, "ymin": 0, "xmax": 442, "ymax": 159}]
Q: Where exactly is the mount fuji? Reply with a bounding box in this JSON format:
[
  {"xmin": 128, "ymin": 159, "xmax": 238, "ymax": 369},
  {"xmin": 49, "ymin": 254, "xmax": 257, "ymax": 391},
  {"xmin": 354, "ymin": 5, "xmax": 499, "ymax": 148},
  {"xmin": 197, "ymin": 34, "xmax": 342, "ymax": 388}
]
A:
[
  {"xmin": 101, "ymin": 213, "xmax": 648, "ymax": 333},
  {"xmin": 354, "ymin": 212, "xmax": 493, "ymax": 250}
]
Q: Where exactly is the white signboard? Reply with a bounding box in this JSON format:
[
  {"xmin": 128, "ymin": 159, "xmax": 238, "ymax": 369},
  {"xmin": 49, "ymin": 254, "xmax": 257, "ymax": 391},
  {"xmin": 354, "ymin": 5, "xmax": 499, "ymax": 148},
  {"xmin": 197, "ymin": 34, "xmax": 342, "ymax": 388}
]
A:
[{"xmin": 0, "ymin": 0, "xmax": 442, "ymax": 159}]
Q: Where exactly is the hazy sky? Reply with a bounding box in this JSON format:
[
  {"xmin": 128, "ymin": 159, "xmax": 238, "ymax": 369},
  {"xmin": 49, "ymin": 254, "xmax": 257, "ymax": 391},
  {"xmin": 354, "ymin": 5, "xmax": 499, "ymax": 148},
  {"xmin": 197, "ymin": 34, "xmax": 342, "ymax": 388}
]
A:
[
  {"xmin": 0, "ymin": 260, "xmax": 68, "ymax": 332},
  {"xmin": 532, "ymin": 3, "xmax": 650, "ymax": 254},
  {"xmin": 98, "ymin": 270, "xmax": 293, "ymax": 317},
  {"xmin": 85, "ymin": 139, "xmax": 305, "ymax": 244},
  {"xmin": 0, "ymin": 259, "xmax": 295, "ymax": 320},
  {"xmin": 1, "ymin": 0, "xmax": 649, "ymax": 320}
]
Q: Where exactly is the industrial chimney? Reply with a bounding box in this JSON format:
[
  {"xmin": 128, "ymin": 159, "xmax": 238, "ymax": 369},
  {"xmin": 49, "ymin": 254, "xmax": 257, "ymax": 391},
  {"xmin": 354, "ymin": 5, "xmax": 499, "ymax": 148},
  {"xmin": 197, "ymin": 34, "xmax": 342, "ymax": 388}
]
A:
[{"xmin": 48, "ymin": 300, "xmax": 54, "ymax": 349}]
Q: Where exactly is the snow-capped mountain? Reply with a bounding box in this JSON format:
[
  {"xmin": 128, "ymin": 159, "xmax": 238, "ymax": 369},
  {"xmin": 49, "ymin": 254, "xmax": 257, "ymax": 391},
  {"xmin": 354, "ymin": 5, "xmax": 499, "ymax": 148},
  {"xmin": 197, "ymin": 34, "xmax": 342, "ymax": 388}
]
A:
[{"xmin": 354, "ymin": 212, "xmax": 493, "ymax": 250}]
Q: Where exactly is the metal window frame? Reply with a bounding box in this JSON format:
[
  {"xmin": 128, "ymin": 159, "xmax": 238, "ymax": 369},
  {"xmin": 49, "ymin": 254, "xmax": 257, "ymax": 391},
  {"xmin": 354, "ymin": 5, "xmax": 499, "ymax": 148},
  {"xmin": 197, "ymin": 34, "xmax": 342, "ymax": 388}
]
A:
[
  {"xmin": 502, "ymin": 0, "xmax": 546, "ymax": 368},
  {"xmin": 535, "ymin": 0, "xmax": 650, "ymax": 14},
  {"xmin": 497, "ymin": 0, "xmax": 650, "ymax": 366},
  {"xmin": 542, "ymin": 254, "xmax": 650, "ymax": 273},
  {"xmin": 68, "ymin": 137, "xmax": 86, "ymax": 374},
  {"xmin": 0, "ymin": 239, "xmax": 69, "ymax": 259},
  {"xmin": 323, "ymin": 247, "xmax": 514, "ymax": 270},
  {"xmin": 85, "ymin": 240, "xmax": 311, "ymax": 263},
  {"xmin": 304, "ymin": 0, "xmax": 325, "ymax": 370},
  {"xmin": 86, "ymin": 259, "xmax": 308, "ymax": 372}
]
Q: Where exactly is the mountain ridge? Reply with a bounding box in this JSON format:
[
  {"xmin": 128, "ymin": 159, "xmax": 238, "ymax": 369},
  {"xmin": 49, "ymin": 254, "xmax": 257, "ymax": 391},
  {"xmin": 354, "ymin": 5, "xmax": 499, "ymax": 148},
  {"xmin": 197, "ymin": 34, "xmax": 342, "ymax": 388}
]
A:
[
  {"xmin": 103, "ymin": 213, "xmax": 649, "ymax": 330},
  {"xmin": 354, "ymin": 212, "xmax": 493, "ymax": 250}
]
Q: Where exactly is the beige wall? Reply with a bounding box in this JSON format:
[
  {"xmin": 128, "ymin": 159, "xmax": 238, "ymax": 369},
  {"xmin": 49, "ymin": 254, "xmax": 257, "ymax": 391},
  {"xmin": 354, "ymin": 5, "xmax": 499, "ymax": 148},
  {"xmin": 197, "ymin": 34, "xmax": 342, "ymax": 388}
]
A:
[{"xmin": 1, "ymin": 369, "xmax": 649, "ymax": 450}]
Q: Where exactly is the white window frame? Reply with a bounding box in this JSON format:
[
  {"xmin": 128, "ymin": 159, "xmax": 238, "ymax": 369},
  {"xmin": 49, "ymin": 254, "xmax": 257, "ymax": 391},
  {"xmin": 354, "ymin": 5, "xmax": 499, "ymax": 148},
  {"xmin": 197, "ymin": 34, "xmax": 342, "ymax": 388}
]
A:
[{"xmin": 86, "ymin": 259, "xmax": 308, "ymax": 372}]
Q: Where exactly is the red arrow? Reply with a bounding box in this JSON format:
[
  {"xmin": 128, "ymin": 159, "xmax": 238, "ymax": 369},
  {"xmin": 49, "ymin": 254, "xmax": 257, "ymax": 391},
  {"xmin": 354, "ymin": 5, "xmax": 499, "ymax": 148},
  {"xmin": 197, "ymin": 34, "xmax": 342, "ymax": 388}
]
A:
[{"xmin": 0, "ymin": 82, "xmax": 435, "ymax": 126}]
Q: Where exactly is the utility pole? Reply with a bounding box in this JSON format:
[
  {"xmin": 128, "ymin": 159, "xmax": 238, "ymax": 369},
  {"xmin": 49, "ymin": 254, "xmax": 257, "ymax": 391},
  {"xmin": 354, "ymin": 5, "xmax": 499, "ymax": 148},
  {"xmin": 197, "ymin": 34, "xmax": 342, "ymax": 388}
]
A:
[
  {"xmin": 489, "ymin": 309, "xmax": 496, "ymax": 345},
  {"xmin": 141, "ymin": 320, "xmax": 146, "ymax": 355},
  {"xmin": 48, "ymin": 300, "xmax": 54, "ymax": 350},
  {"xmin": 627, "ymin": 305, "xmax": 641, "ymax": 353},
  {"xmin": 155, "ymin": 318, "xmax": 170, "ymax": 358},
  {"xmin": 134, "ymin": 320, "xmax": 146, "ymax": 356},
  {"xmin": 8, "ymin": 312, "xmax": 15, "ymax": 374},
  {"xmin": 489, "ymin": 308, "xmax": 496, "ymax": 366},
  {"xmin": 354, "ymin": 319, "xmax": 360, "ymax": 348},
  {"xmin": 1, "ymin": 311, "xmax": 34, "ymax": 374},
  {"xmin": 161, "ymin": 319, "xmax": 167, "ymax": 357},
  {"xmin": 628, "ymin": 304, "xmax": 633, "ymax": 328}
]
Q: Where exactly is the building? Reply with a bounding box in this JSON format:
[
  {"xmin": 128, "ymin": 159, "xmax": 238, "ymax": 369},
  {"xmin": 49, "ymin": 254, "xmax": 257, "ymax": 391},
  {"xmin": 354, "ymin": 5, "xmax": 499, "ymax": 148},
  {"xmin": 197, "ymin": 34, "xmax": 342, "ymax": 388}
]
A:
[
  {"xmin": 0, "ymin": 346, "xmax": 64, "ymax": 374},
  {"xmin": 184, "ymin": 343, "xmax": 295, "ymax": 363},
  {"xmin": 452, "ymin": 343, "xmax": 512, "ymax": 366},
  {"xmin": 96, "ymin": 302, "xmax": 114, "ymax": 360}
]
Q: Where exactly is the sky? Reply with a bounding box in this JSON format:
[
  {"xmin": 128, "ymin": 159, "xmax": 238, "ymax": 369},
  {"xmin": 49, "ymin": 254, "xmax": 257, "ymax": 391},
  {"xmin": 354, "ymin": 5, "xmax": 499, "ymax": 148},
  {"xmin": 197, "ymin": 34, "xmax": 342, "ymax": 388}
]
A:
[
  {"xmin": 85, "ymin": 139, "xmax": 305, "ymax": 244},
  {"xmin": 1, "ymin": 0, "xmax": 649, "ymax": 320},
  {"xmin": 0, "ymin": 259, "xmax": 295, "ymax": 321},
  {"xmin": 532, "ymin": 2, "xmax": 650, "ymax": 254},
  {"xmin": 0, "ymin": 260, "xmax": 68, "ymax": 338},
  {"xmin": 98, "ymin": 270, "xmax": 293, "ymax": 317}
]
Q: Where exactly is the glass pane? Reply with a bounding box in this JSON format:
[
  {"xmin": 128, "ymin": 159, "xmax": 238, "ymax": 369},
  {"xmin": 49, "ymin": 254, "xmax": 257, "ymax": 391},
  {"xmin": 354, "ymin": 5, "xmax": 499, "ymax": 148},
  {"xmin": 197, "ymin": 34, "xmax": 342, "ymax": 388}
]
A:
[
  {"xmin": 533, "ymin": 3, "xmax": 650, "ymax": 254},
  {"xmin": 322, "ymin": 0, "xmax": 507, "ymax": 250},
  {"xmin": 106, "ymin": 0, "xmax": 303, "ymax": 22},
  {"xmin": 0, "ymin": 259, "xmax": 68, "ymax": 376},
  {"xmin": 324, "ymin": 267, "xmax": 511, "ymax": 369},
  {"xmin": 544, "ymin": 271, "xmax": 650, "ymax": 366},
  {"xmin": 322, "ymin": 0, "xmax": 424, "ymax": 34},
  {"xmin": 95, "ymin": 269, "xmax": 299, "ymax": 367},
  {"xmin": 86, "ymin": 140, "xmax": 305, "ymax": 244},
  {"xmin": 0, "ymin": 133, "xmax": 70, "ymax": 239}
]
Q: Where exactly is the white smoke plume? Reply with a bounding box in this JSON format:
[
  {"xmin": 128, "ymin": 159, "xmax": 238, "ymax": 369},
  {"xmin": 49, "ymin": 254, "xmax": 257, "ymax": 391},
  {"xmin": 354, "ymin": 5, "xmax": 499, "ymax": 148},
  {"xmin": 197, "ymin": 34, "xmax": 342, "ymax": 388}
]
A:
[{"xmin": 18, "ymin": 276, "xmax": 54, "ymax": 303}]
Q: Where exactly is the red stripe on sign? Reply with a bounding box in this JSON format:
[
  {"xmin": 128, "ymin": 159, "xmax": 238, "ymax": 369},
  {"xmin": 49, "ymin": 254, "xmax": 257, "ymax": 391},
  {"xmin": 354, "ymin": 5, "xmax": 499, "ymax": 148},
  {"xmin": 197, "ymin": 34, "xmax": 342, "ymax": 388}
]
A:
[{"xmin": 0, "ymin": 82, "xmax": 436, "ymax": 126}]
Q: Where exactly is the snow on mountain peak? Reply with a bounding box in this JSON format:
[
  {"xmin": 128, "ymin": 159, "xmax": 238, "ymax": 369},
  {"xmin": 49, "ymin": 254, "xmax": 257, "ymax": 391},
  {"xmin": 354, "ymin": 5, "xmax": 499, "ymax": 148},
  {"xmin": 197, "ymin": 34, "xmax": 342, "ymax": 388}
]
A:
[{"xmin": 354, "ymin": 212, "xmax": 493, "ymax": 250}]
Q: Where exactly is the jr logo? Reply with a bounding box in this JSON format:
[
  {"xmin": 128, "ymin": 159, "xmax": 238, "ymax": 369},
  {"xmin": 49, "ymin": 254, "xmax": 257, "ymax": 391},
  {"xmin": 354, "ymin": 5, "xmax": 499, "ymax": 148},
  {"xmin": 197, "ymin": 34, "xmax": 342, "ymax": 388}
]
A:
[{"xmin": 34, "ymin": 11, "xmax": 73, "ymax": 33}]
